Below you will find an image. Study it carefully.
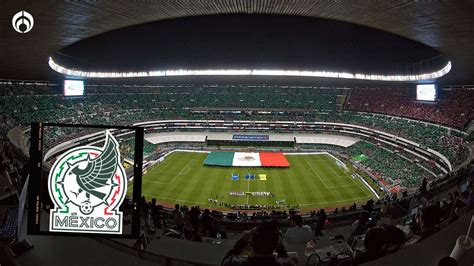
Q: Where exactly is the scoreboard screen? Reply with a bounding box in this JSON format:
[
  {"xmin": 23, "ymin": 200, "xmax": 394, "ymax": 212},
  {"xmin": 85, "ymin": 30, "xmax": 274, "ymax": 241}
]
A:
[
  {"xmin": 64, "ymin": 80, "xmax": 85, "ymax": 96},
  {"xmin": 416, "ymin": 84, "xmax": 436, "ymax": 101}
]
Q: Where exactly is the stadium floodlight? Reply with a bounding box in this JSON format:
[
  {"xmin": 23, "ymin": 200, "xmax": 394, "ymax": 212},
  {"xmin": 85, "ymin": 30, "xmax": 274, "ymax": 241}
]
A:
[{"xmin": 48, "ymin": 57, "xmax": 451, "ymax": 81}]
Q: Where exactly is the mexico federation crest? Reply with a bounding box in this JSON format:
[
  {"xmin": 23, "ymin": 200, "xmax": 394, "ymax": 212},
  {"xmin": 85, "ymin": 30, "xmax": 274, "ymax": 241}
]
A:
[
  {"xmin": 48, "ymin": 131, "xmax": 127, "ymax": 234},
  {"xmin": 240, "ymin": 156, "xmax": 256, "ymax": 161}
]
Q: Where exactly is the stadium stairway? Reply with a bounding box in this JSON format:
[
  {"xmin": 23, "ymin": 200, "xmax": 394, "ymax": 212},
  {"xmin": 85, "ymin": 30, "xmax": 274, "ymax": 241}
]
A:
[{"xmin": 338, "ymin": 89, "xmax": 352, "ymax": 111}]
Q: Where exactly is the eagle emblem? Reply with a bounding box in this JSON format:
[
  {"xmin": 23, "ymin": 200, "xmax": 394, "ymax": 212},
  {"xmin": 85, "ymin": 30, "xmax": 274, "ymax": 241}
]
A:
[
  {"xmin": 48, "ymin": 130, "xmax": 127, "ymax": 234},
  {"xmin": 68, "ymin": 133, "xmax": 119, "ymax": 212}
]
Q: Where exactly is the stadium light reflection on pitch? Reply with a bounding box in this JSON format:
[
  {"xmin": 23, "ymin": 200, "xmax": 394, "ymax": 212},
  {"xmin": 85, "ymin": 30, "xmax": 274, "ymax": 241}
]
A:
[{"xmin": 49, "ymin": 57, "xmax": 451, "ymax": 82}]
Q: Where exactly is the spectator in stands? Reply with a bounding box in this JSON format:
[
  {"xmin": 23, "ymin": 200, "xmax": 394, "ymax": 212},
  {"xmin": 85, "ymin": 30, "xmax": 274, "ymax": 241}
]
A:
[
  {"xmin": 314, "ymin": 209, "xmax": 326, "ymax": 237},
  {"xmin": 284, "ymin": 215, "xmax": 312, "ymax": 244},
  {"xmin": 121, "ymin": 196, "xmax": 131, "ymax": 218},
  {"xmin": 420, "ymin": 177, "xmax": 428, "ymax": 195},
  {"xmin": 173, "ymin": 204, "xmax": 184, "ymax": 232},
  {"xmin": 382, "ymin": 224, "xmax": 406, "ymax": 253},
  {"xmin": 353, "ymin": 225, "xmax": 405, "ymax": 264},
  {"xmin": 200, "ymin": 209, "xmax": 215, "ymax": 237},
  {"xmin": 350, "ymin": 202, "xmax": 357, "ymax": 211},
  {"xmin": 348, "ymin": 211, "xmax": 370, "ymax": 244},
  {"xmin": 364, "ymin": 199, "xmax": 374, "ymax": 212},
  {"xmin": 222, "ymin": 221, "xmax": 295, "ymax": 266},
  {"xmin": 416, "ymin": 205, "xmax": 441, "ymax": 240},
  {"xmin": 189, "ymin": 206, "xmax": 201, "ymax": 231},
  {"xmin": 141, "ymin": 196, "xmax": 150, "ymax": 229},
  {"xmin": 183, "ymin": 226, "xmax": 203, "ymax": 242},
  {"xmin": 150, "ymin": 198, "xmax": 161, "ymax": 229},
  {"xmin": 353, "ymin": 226, "xmax": 386, "ymax": 264}
]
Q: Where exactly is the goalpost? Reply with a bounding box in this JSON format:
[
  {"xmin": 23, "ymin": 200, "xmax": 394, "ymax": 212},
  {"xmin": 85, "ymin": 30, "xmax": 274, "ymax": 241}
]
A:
[
  {"xmin": 327, "ymin": 152, "xmax": 350, "ymax": 173},
  {"xmin": 336, "ymin": 160, "xmax": 350, "ymax": 173}
]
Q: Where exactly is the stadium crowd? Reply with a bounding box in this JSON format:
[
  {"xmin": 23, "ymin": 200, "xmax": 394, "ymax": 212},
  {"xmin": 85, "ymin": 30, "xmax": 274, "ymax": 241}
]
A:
[
  {"xmin": 1, "ymin": 82, "xmax": 470, "ymax": 195},
  {"xmin": 345, "ymin": 141, "xmax": 426, "ymax": 188},
  {"xmin": 128, "ymin": 174, "xmax": 473, "ymax": 265},
  {"xmin": 0, "ymin": 83, "xmax": 470, "ymax": 166},
  {"xmin": 346, "ymin": 86, "xmax": 474, "ymax": 129},
  {"xmin": 0, "ymin": 81, "xmax": 473, "ymax": 265}
]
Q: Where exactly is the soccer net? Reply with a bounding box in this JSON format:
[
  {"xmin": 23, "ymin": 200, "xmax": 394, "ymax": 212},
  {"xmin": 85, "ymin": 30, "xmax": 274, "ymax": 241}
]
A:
[{"xmin": 335, "ymin": 160, "xmax": 350, "ymax": 173}]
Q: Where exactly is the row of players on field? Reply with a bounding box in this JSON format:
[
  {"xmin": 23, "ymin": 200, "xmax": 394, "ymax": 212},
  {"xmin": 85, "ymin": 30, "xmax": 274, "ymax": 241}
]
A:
[{"xmin": 208, "ymin": 197, "xmax": 300, "ymax": 210}]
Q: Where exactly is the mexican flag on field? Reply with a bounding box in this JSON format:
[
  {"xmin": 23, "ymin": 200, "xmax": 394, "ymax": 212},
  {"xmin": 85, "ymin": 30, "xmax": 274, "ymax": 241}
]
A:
[{"xmin": 204, "ymin": 152, "xmax": 290, "ymax": 167}]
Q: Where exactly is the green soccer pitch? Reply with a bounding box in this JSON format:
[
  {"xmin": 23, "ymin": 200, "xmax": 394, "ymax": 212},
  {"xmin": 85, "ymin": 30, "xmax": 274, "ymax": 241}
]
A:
[{"xmin": 128, "ymin": 151, "xmax": 375, "ymax": 210}]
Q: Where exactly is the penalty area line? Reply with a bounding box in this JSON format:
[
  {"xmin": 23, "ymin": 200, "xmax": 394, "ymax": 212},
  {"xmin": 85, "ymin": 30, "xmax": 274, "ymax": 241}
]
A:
[
  {"xmin": 322, "ymin": 155, "xmax": 371, "ymax": 196},
  {"xmin": 144, "ymin": 158, "xmax": 195, "ymax": 185},
  {"xmin": 168, "ymin": 158, "xmax": 195, "ymax": 184},
  {"xmin": 306, "ymin": 160, "xmax": 360, "ymax": 189}
]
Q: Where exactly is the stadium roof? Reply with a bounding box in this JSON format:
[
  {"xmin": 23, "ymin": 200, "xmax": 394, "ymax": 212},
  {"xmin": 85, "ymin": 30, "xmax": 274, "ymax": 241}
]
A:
[{"xmin": 1, "ymin": 1, "xmax": 474, "ymax": 84}]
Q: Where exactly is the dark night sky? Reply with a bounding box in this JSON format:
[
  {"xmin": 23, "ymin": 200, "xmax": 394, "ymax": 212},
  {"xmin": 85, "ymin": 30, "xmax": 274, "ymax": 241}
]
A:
[{"xmin": 55, "ymin": 14, "xmax": 443, "ymax": 74}]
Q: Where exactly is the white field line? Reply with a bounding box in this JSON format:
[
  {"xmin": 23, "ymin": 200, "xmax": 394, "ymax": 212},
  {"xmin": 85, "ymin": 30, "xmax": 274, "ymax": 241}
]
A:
[
  {"xmin": 173, "ymin": 149, "xmax": 211, "ymax": 153},
  {"xmin": 323, "ymin": 155, "xmax": 350, "ymax": 180},
  {"xmin": 146, "ymin": 149, "xmax": 208, "ymax": 170},
  {"xmin": 150, "ymin": 156, "xmax": 173, "ymax": 174},
  {"xmin": 168, "ymin": 158, "xmax": 195, "ymax": 184},
  {"xmin": 305, "ymin": 160, "xmax": 330, "ymax": 189},
  {"xmin": 284, "ymin": 152, "xmax": 328, "ymax": 155},
  {"xmin": 142, "ymin": 180, "xmax": 172, "ymax": 185},
  {"xmin": 323, "ymin": 156, "xmax": 372, "ymax": 197},
  {"xmin": 357, "ymin": 174, "xmax": 381, "ymax": 199},
  {"xmin": 326, "ymin": 153, "xmax": 348, "ymax": 168},
  {"xmin": 305, "ymin": 160, "xmax": 356, "ymax": 189},
  {"xmin": 144, "ymin": 151, "xmax": 376, "ymax": 207},
  {"xmin": 144, "ymin": 158, "xmax": 195, "ymax": 185}
]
